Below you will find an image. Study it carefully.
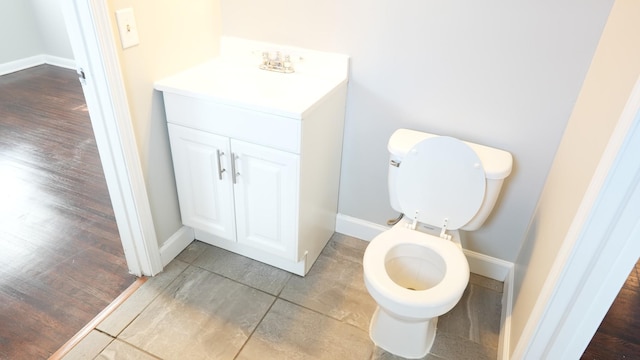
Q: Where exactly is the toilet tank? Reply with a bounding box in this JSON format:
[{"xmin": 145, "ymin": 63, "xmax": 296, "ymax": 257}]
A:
[{"xmin": 387, "ymin": 129, "xmax": 512, "ymax": 231}]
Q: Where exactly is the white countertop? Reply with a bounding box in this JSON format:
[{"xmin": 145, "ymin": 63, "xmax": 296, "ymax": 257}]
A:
[{"xmin": 155, "ymin": 56, "xmax": 348, "ymax": 119}]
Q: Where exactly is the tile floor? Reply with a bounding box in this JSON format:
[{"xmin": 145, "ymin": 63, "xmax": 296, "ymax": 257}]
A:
[{"xmin": 62, "ymin": 233, "xmax": 503, "ymax": 360}]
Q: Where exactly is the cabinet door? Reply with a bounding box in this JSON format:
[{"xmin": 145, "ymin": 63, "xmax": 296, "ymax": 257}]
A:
[
  {"xmin": 231, "ymin": 139, "xmax": 299, "ymax": 260},
  {"xmin": 168, "ymin": 124, "xmax": 236, "ymax": 241}
]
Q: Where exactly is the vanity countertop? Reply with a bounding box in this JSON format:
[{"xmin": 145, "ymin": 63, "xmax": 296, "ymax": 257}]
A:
[{"xmin": 155, "ymin": 56, "xmax": 348, "ymax": 120}]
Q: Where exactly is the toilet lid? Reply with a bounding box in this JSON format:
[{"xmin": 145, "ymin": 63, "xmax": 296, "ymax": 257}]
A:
[{"xmin": 397, "ymin": 136, "xmax": 486, "ymax": 230}]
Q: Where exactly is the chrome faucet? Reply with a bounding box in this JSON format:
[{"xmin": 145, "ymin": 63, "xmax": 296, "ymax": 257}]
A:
[{"xmin": 260, "ymin": 51, "xmax": 295, "ymax": 73}]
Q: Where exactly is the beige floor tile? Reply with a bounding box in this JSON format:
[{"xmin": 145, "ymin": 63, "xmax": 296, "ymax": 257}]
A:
[
  {"xmin": 321, "ymin": 232, "xmax": 370, "ymax": 263},
  {"xmin": 175, "ymin": 240, "xmax": 210, "ymax": 264},
  {"xmin": 97, "ymin": 339, "xmax": 160, "ymax": 360},
  {"xmin": 430, "ymin": 332, "xmax": 496, "ymax": 360},
  {"xmin": 118, "ymin": 265, "xmax": 275, "ymax": 360},
  {"xmin": 438, "ymin": 283, "xmax": 502, "ymax": 349},
  {"xmin": 371, "ymin": 346, "xmax": 446, "ymax": 360},
  {"xmin": 97, "ymin": 260, "xmax": 189, "ymax": 336},
  {"xmin": 280, "ymin": 235, "xmax": 376, "ymax": 331},
  {"xmin": 237, "ymin": 299, "xmax": 374, "ymax": 360},
  {"xmin": 61, "ymin": 330, "xmax": 113, "ymax": 360},
  {"xmin": 191, "ymin": 245, "xmax": 291, "ymax": 295},
  {"xmin": 63, "ymin": 234, "xmax": 505, "ymax": 360},
  {"xmin": 469, "ymin": 273, "xmax": 504, "ymax": 293}
]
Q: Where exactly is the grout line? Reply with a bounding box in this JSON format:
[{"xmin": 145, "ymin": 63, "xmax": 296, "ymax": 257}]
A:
[
  {"xmin": 48, "ymin": 276, "xmax": 147, "ymax": 360},
  {"xmin": 232, "ymin": 296, "xmax": 279, "ymax": 360},
  {"xmin": 275, "ymin": 297, "xmax": 370, "ymax": 335},
  {"xmin": 114, "ymin": 338, "xmax": 163, "ymax": 360},
  {"xmin": 185, "ymin": 262, "xmax": 284, "ymax": 298},
  {"xmin": 106, "ymin": 260, "xmax": 192, "ymax": 339}
]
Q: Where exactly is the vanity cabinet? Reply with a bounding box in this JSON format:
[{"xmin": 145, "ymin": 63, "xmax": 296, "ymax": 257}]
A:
[
  {"xmin": 160, "ymin": 81, "xmax": 347, "ymax": 275},
  {"xmin": 156, "ymin": 42, "xmax": 348, "ymax": 275},
  {"xmin": 167, "ymin": 123, "xmax": 299, "ymax": 261}
]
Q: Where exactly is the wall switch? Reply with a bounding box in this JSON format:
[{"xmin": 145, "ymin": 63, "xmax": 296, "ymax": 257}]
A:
[{"xmin": 115, "ymin": 8, "xmax": 140, "ymax": 49}]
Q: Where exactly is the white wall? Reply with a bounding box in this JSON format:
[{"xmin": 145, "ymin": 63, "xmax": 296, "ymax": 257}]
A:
[
  {"xmin": 220, "ymin": 0, "xmax": 613, "ymax": 261},
  {"xmin": 0, "ymin": 0, "xmax": 43, "ymax": 63},
  {"xmin": 0, "ymin": 0, "xmax": 73, "ymax": 69},
  {"xmin": 510, "ymin": 0, "xmax": 640, "ymax": 355},
  {"xmin": 106, "ymin": 0, "xmax": 222, "ymax": 245},
  {"xmin": 30, "ymin": 0, "xmax": 74, "ymax": 60}
]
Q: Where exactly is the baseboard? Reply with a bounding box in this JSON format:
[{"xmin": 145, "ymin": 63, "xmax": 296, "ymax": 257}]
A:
[
  {"xmin": 498, "ymin": 267, "xmax": 515, "ymax": 360},
  {"xmin": 0, "ymin": 54, "xmax": 76, "ymax": 76},
  {"xmin": 44, "ymin": 55, "xmax": 76, "ymax": 70},
  {"xmin": 159, "ymin": 226, "xmax": 195, "ymax": 266},
  {"xmin": 335, "ymin": 212, "xmax": 514, "ymax": 282},
  {"xmin": 463, "ymin": 248, "xmax": 513, "ymax": 281},
  {"xmin": 335, "ymin": 213, "xmax": 390, "ymax": 241},
  {"xmin": 0, "ymin": 55, "xmax": 45, "ymax": 76}
]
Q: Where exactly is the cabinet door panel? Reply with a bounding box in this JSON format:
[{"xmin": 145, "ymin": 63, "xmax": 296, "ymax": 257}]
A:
[
  {"xmin": 168, "ymin": 124, "xmax": 236, "ymax": 241},
  {"xmin": 231, "ymin": 139, "xmax": 299, "ymax": 260}
]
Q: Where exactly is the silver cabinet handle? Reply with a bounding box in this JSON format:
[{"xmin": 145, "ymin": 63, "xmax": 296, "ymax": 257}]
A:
[
  {"xmin": 230, "ymin": 152, "xmax": 239, "ymax": 184},
  {"xmin": 216, "ymin": 149, "xmax": 225, "ymax": 180}
]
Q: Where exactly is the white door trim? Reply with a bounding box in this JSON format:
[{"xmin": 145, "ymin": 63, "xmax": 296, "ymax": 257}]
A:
[
  {"xmin": 61, "ymin": 0, "xmax": 162, "ymax": 276},
  {"xmin": 514, "ymin": 76, "xmax": 640, "ymax": 358}
]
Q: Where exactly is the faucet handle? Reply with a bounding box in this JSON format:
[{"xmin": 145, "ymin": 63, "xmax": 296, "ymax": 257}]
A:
[{"xmin": 283, "ymin": 54, "xmax": 292, "ymax": 70}]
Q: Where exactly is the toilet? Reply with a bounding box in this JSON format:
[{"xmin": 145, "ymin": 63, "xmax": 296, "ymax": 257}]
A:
[{"xmin": 363, "ymin": 128, "xmax": 512, "ymax": 359}]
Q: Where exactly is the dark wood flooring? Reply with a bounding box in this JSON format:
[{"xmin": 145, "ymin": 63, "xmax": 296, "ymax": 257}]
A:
[
  {"xmin": 582, "ymin": 258, "xmax": 640, "ymax": 359},
  {"xmin": 0, "ymin": 65, "xmax": 136, "ymax": 359}
]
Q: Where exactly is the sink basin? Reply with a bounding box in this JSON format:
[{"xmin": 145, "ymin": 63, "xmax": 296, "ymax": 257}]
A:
[{"xmin": 155, "ymin": 45, "xmax": 349, "ymax": 119}]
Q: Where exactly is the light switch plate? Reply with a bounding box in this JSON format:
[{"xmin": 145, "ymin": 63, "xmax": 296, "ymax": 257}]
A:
[{"xmin": 115, "ymin": 8, "xmax": 140, "ymax": 49}]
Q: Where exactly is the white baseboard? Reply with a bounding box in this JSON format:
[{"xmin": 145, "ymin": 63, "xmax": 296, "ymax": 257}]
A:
[
  {"xmin": 0, "ymin": 54, "xmax": 76, "ymax": 76},
  {"xmin": 159, "ymin": 226, "xmax": 195, "ymax": 266},
  {"xmin": 463, "ymin": 248, "xmax": 513, "ymax": 281},
  {"xmin": 498, "ymin": 267, "xmax": 515, "ymax": 360},
  {"xmin": 0, "ymin": 55, "xmax": 45, "ymax": 76},
  {"xmin": 44, "ymin": 55, "xmax": 76, "ymax": 70},
  {"xmin": 335, "ymin": 212, "xmax": 514, "ymax": 281},
  {"xmin": 335, "ymin": 213, "xmax": 390, "ymax": 241}
]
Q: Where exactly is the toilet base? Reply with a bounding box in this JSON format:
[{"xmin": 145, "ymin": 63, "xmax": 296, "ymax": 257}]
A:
[{"xmin": 369, "ymin": 306, "xmax": 437, "ymax": 359}]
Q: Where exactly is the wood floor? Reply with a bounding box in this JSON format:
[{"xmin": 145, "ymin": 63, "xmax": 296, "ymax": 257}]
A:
[
  {"xmin": 0, "ymin": 65, "xmax": 136, "ymax": 359},
  {"xmin": 582, "ymin": 258, "xmax": 640, "ymax": 359}
]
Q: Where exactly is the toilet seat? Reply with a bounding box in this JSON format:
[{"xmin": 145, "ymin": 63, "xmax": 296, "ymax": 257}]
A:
[
  {"xmin": 397, "ymin": 136, "xmax": 486, "ymax": 230},
  {"xmin": 364, "ymin": 227, "xmax": 470, "ymax": 319}
]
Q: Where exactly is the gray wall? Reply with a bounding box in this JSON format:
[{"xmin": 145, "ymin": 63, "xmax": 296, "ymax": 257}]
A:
[{"xmin": 220, "ymin": 0, "xmax": 614, "ymax": 261}]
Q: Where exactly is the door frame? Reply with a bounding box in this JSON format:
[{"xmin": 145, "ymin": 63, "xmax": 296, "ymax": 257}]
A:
[
  {"xmin": 61, "ymin": 0, "xmax": 162, "ymax": 276},
  {"xmin": 512, "ymin": 76, "xmax": 640, "ymax": 358}
]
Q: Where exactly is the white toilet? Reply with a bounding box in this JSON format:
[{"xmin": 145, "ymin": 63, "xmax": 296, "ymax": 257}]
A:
[{"xmin": 363, "ymin": 128, "xmax": 512, "ymax": 359}]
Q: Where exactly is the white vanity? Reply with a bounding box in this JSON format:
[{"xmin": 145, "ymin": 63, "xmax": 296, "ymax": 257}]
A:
[{"xmin": 155, "ymin": 38, "xmax": 349, "ymax": 275}]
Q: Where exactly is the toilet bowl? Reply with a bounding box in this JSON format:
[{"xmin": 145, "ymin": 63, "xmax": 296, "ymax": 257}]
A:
[
  {"xmin": 363, "ymin": 225, "xmax": 469, "ymax": 358},
  {"xmin": 363, "ymin": 129, "xmax": 513, "ymax": 358}
]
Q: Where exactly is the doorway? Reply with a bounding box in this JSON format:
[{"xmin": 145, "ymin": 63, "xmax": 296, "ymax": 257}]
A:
[
  {"xmin": 582, "ymin": 259, "xmax": 640, "ymax": 358},
  {"xmin": 0, "ymin": 65, "xmax": 136, "ymax": 359}
]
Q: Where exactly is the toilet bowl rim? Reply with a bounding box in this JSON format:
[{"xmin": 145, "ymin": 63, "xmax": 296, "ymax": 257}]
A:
[{"xmin": 363, "ymin": 227, "xmax": 470, "ymax": 312}]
